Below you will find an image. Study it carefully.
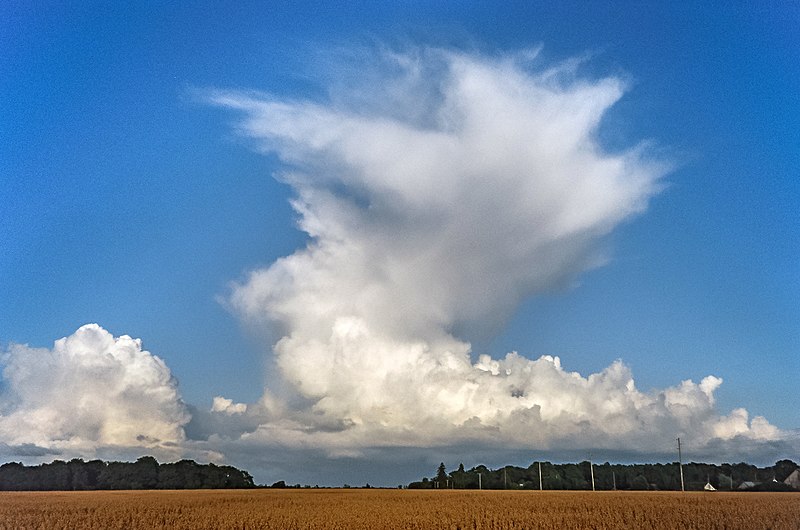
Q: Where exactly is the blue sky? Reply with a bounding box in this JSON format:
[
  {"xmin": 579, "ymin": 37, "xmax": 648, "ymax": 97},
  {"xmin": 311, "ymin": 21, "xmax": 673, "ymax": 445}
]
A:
[{"xmin": 1, "ymin": 2, "xmax": 798, "ymax": 485}]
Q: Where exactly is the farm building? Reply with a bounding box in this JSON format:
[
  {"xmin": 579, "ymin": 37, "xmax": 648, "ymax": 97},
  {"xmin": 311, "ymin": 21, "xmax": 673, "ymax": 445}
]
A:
[{"xmin": 784, "ymin": 469, "xmax": 800, "ymax": 490}]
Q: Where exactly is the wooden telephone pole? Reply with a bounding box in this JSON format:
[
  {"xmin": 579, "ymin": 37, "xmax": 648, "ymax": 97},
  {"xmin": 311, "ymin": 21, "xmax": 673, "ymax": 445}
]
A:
[{"xmin": 538, "ymin": 461, "xmax": 543, "ymax": 490}]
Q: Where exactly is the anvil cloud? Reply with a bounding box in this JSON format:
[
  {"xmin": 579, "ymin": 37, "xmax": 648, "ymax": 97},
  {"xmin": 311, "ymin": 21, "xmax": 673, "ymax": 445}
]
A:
[{"xmin": 208, "ymin": 49, "xmax": 781, "ymax": 454}]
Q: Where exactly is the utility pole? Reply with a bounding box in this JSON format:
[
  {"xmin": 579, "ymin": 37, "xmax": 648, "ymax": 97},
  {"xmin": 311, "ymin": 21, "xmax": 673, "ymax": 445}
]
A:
[
  {"xmin": 677, "ymin": 437, "xmax": 685, "ymax": 492},
  {"xmin": 478, "ymin": 472, "xmax": 482, "ymax": 490},
  {"xmin": 538, "ymin": 461, "xmax": 543, "ymax": 491},
  {"xmin": 612, "ymin": 471, "xmax": 616, "ymax": 491},
  {"xmin": 589, "ymin": 457, "xmax": 595, "ymax": 492},
  {"xmin": 504, "ymin": 467, "xmax": 507, "ymax": 489}
]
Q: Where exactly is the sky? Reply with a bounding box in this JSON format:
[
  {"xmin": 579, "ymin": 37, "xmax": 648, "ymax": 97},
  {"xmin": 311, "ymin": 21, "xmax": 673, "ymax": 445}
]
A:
[{"xmin": 1, "ymin": 2, "xmax": 798, "ymax": 486}]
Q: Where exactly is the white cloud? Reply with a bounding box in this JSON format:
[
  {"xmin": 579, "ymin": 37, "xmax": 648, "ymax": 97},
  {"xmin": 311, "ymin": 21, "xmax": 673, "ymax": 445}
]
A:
[
  {"xmin": 208, "ymin": 45, "xmax": 789, "ymax": 463},
  {"xmin": 211, "ymin": 396, "xmax": 247, "ymax": 415},
  {"xmin": 0, "ymin": 324, "xmax": 189, "ymax": 458},
  {"xmin": 2, "ymin": 47, "xmax": 790, "ymax": 483}
]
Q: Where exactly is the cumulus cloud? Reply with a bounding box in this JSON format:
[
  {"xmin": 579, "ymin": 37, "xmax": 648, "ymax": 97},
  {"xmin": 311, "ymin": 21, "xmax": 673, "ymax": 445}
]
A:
[
  {"xmin": 0, "ymin": 324, "xmax": 189, "ymax": 459},
  {"xmin": 206, "ymin": 47, "xmax": 789, "ymax": 461},
  {"xmin": 211, "ymin": 396, "xmax": 248, "ymax": 415}
]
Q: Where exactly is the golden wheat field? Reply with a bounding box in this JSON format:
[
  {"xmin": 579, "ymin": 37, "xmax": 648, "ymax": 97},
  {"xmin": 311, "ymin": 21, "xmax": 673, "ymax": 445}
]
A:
[{"xmin": 0, "ymin": 489, "xmax": 797, "ymax": 530}]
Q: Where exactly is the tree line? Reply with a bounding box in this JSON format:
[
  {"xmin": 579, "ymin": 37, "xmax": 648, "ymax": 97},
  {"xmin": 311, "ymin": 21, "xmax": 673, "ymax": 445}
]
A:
[
  {"xmin": 408, "ymin": 459, "xmax": 799, "ymax": 491},
  {"xmin": 0, "ymin": 457, "xmax": 255, "ymax": 490}
]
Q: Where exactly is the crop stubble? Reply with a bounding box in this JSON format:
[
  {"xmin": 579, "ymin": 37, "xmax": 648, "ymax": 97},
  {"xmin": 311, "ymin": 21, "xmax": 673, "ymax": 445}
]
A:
[{"xmin": 0, "ymin": 489, "xmax": 797, "ymax": 529}]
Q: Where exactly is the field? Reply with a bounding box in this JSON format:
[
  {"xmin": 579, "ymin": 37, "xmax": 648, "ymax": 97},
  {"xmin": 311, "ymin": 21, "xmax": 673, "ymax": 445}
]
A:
[{"xmin": 0, "ymin": 489, "xmax": 798, "ymax": 529}]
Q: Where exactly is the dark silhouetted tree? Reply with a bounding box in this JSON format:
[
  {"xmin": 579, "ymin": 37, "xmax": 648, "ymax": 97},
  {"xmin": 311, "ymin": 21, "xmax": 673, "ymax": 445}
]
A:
[
  {"xmin": 0, "ymin": 457, "xmax": 255, "ymax": 490},
  {"xmin": 436, "ymin": 462, "xmax": 448, "ymax": 488}
]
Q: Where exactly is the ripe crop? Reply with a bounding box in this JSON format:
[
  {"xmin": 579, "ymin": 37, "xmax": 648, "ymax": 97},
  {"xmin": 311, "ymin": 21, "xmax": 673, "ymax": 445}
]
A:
[{"xmin": 0, "ymin": 489, "xmax": 797, "ymax": 529}]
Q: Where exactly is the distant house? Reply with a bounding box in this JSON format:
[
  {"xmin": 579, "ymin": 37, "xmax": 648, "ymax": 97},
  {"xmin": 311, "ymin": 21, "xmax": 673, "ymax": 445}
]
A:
[
  {"xmin": 784, "ymin": 469, "xmax": 800, "ymax": 490},
  {"xmin": 703, "ymin": 482, "xmax": 716, "ymax": 491},
  {"xmin": 738, "ymin": 481, "xmax": 758, "ymax": 490}
]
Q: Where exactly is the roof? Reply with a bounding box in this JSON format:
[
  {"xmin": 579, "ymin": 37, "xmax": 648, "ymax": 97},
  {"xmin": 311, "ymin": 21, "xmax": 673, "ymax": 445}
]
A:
[{"xmin": 784, "ymin": 469, "xmax": 800, "ymax": 489}]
